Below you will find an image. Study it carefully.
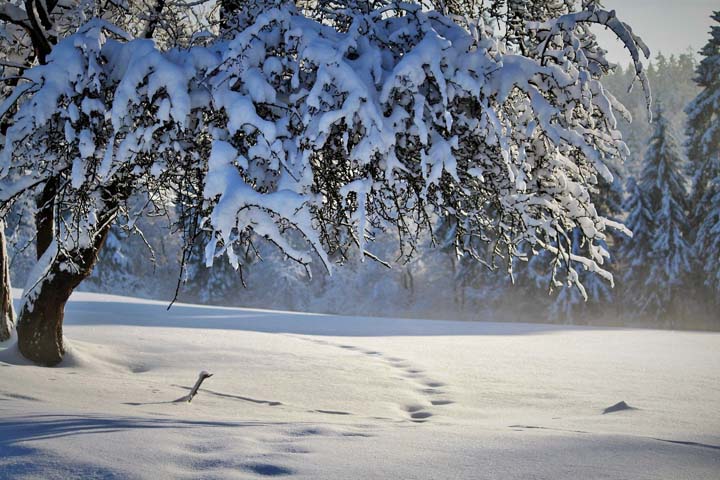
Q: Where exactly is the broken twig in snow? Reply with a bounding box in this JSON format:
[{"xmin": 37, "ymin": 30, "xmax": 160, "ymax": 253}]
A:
[{"xmin": 176, "ymin": 371, "xmax": 213, "ymax": 403}]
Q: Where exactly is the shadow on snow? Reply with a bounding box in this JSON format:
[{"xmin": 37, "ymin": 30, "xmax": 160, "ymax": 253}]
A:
[{"xmin": 49, "ymin": 296, "xmax": 616, "ymax": 337}]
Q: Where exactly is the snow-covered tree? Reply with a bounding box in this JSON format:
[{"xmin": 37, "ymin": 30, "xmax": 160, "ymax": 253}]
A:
[
  {"xmin": 0, "ymin": 193, "xmax": 34, "ymax": 341},
  {"xmin": 548, "ymin": 232, "xmax": 616, "ymax": 324},
  {"xmin": 182, "ymin": 230, "xmax": 244, "ymax": 305},
  {"xmin": 618, "ymin": 176, "xmax": 652, "ymax": 306},
  {"xmin": 0, "ymin": 1, "xmax": 650, "ymax": 365},
  {"xmin": 623, "ymin": 105, "xmax": 692, "ymax": 322},
  {"xmin": 550, "ymin": 127, "xmax": 626, "ymax": 323},
  {"xmin": 0, "ymin": 220, "xmax": 13, "ymax": 341},
  {"xmin": 87, "ymin": 225, "xmax": 135, "ymax": 291},
  {"xmin": 0, "ymin": 0, "xmax": 210, "ymax": 361},
  {"xmin": 0, "ymin": 0, "xmax": 80, "ymax": 338},
  {"xmin": 604, "ymin": 52, "xmax": 697, "ymax": 177},
  {"xmin": 686, "ymin": 11, "xmax": 720, "ymax": 300}
]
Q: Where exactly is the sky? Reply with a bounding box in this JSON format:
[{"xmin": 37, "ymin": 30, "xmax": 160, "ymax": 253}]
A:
[{"xmin": 594, "ymin": 0, "xmax": 717, "ymax": 65}]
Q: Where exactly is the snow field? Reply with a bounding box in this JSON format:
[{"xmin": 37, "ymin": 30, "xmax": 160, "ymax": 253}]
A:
[{"xmin": 1, "ymin": 291, "xmax": 719, "ymax": 479}]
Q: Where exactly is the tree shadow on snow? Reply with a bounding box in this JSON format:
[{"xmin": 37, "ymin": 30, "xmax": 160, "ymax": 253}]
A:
[
  {"xmin": 57, "ymin": 298, "xmax": 611, "ymax": 337},
  {"xmin": 0, "ymin": 413, "xmax": 296, "ymax": 478},
  {"xmin": 0, "ymin": 441, "xmax": 127, "ymax": 480},
  {"xmin": 0, "ymin": 413, "xmax": 282, "ymax": 443}
]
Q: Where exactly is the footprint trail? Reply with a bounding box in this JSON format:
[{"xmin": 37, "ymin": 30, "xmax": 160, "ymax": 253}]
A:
[{"xmin": 294, "ymin": 336, "xmax": 456, "ymax": 424}]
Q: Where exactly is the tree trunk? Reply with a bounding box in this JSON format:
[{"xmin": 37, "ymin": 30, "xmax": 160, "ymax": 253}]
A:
[
  {"xmin": 35, "ymin": 177, "xmax": 57, "ymax": 260},
  {"xmin": 16, "ymin": 212, "xmax": 115, "ymax": 366},
  {"xmin": 0, "ymin": 221, "xmax": 15, "ymax": 342}
]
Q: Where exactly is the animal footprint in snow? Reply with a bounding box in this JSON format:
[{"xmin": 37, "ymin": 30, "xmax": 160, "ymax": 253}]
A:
[
  {"xmin": 313, "ymin": 409, "xmax": 352, "ymax": 416},
  {"xmin": 404, "ymin": 404, "xmax": 425, "ymax": 413},
  {"xmin": 277, "ymin": 445, "xmax": 312, "ymax": 455},
  {"xmin": 419, "ymin": 387, "xmax": 445, "ymax": 395},
  {"xmin": 400, "ymin": 367, "xmax": 425, "ymax": 378},
  {"xmin": 404, "ymin": 404, "xmax": 433, "ymax": 423},
  {"xmin": 243, "ymin": 463, "xmax": 294, "ymax": 477},
  {"xmin": 410, "ymin": 411, "xmax": 433, "ymax": 420},
  {"xmin": 423, "ymin": 380, "xmax": 445, "ymax": 388}
]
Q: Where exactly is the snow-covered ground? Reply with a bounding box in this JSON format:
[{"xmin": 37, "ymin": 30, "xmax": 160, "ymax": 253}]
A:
[{"xmin": 1, "ymin": 291, "xmax": 719, "ymax": 479}]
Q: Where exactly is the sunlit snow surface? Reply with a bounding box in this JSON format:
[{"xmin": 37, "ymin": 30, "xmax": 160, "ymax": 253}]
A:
[{"xmin": 1, "ymin": 291, "xmax": 719, "ymax": 479}]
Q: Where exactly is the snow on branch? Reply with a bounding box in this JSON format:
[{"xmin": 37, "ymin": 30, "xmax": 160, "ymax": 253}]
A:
[
  {"xmin": 0, "ymin": 0, "xmax": 648, "ymax": 294},
  {"xmin": 529, "ymin": 6, "xmax": 652, "ymax": 118}
]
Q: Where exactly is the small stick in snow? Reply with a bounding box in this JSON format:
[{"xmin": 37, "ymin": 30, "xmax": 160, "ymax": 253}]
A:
[{"xmin": 186, "ymin": 371, "xmax": 213, "ymax": 403}]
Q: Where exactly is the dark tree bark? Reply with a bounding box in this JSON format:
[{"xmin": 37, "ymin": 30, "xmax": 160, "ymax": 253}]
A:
[
  {"xmin": 16, "ymin": 182, "xmax": 121, "ymax": 365},
  {"xmin": 22, "ymin": 0, "xmax": 55, "ymax": 65},
  {"xmin": 35, "ymin": 177, "xmax": 57, "ymax": 260},
  {"xmin": 16, "ymin": 215, "xmax": 115, "ymax": 365},
  {"xmin": 0, "ymin": 221, "xmax": 14, "ymax": 342}
]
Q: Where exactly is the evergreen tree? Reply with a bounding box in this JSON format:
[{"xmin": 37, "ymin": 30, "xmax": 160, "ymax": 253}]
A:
[
  {"xmin": 626, "ymin": 105, "xmax": 692, "ymax": 323},
  {"xmin": 604, "ymin": 52, "xmax": 698, "ymax": 176},
  {"xmin": 694, "ymin": 188, "xmax": 720, "ymax": 303},
  {"xmin": 619, "ymin": 176, "xmax": 653, "ymax": 296},
  {"xmin": 182, "ymin": 230, "xmax": 246, "ymax": 306},
  {"xmin": 88, "ymin": 227, "xmax": 134, "ymax": 292},
  {"xmin": 686, "ymin": 11, "xmax": 720, "ymax": 300}
]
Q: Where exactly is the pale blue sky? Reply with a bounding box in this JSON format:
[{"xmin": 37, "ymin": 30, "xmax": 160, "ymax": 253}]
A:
[{"xmin": 595, "ymin": 0, "xmax": 717, "ymax": 65}]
